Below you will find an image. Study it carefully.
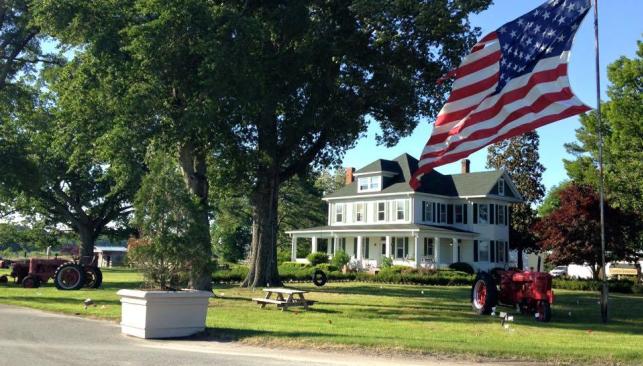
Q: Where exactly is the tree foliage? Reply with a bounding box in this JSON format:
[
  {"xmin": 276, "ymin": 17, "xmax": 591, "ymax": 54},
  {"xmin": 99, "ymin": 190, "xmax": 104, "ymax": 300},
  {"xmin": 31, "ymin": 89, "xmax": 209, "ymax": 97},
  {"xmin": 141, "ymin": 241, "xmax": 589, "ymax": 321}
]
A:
[
  {"xmin": 537, "ymin": 181, "xmax": 571, "ymax": 217},
  {"xmin": 533, "ymin": 184, "xmax": 641, "ymax": 279},
  {"xmin": 487, "ymin": 131, "xmax": 545, "ymax": 267},
  {"xmin": 564, "ymin": 40, "xmax": 643, "ymax": 214}
]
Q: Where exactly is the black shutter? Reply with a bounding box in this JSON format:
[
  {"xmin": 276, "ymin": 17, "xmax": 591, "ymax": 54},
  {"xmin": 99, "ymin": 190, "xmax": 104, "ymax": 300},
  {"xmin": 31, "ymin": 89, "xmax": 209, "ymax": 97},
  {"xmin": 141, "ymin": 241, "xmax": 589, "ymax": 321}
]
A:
[
  {"xmin": 432, "ymin": 202, "xmax": 436, "ymax": 222},
  {"xmin": 463, "ymin": 204, "xmax": 468, "ymax": 224},
  {"xmin": 507, "ymin": 206, "xmax": 511, "ymax": 227},
  {"xmin": 365, "ymin": 238, "xmax": 369, "ymax": 258},
  {"xmin": 473, "ymin": 203, "xmax": 478, "ymax": 224},
  {"xmin": 353, "ymin": 238, "xmax": 357, "ymax": 255},
  {"xmin": 505, "ymin": 241, "xmax": 509, "ymax": 263},
  {"xmin": 490, "ymin": 240, "xmax": 495, "ymax": 262},
  {"xmin": 422, "ymin": 201, "xmax": 426, "ymax": 221},
  {"xmin": 447, "ymin": 204, "xmax": 454, "ymax": 224},
  {"xmin": 490, "ymin": 204, "xmax": 495, "ymax": 224},
  {"xmin": 505, "ymin": 206, "xmax": 509, "ymax": 225},
  {"xmin": 473, "ymin": 240, "xmax": 479, "ymax": 262},
  {"xmin": 404, "ymin": 237, "xmax": 409, "ymax": 257}
]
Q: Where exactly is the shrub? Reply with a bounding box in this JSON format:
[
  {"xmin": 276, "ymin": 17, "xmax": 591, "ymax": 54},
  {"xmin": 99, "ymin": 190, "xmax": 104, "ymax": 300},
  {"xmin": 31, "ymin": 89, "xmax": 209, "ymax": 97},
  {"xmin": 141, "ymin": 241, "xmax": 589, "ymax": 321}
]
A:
[
  {"xmin": 130, "ymin": 148, "xmax": 214, "ymax": 290},
  {"xmin": 633, "ymin": 284, "xmax": 643, "ymax": 294},
  {"xmin": 212, "ymin": 264, "xmax": 249, "ymax": 282},
  {"xmin": 306, "ymin": 252, "xmax": 329, "ymax": 266},
  {"xmin": 331, "ymin": 250, "xmax": 350, "ymax": 269},
  {"xmin": 316, "ymin": 263, "xmax": 338, "ymax": 272},
  {"xmin": 381, "ymin": 256, "xmax": 393, "ymax": 268},
  {"xmin": 448, "ymin": 262, "xmax": 475, "ymax": 274},
  {"xmin": 553, "ymin": 278, "xmax": 635, "ymax": 293}
]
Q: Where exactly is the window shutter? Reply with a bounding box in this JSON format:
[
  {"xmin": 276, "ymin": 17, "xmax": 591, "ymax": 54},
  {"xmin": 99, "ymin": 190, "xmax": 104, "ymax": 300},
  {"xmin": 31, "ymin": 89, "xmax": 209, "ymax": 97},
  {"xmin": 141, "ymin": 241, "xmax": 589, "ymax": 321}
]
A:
[
  {"xmin": 505, "ymin": 241, "xmax": 509, "ymax": 263},
  {"xmin": 473, "ymin": 204, "xmax": 478, "ymax": 224},
  {"xmin": 490, "ymin": 204, "xmax": 495, "ymax": 224},
  {"xmin": 432, "ymin": 202, "xmax": 436, "ymax": 222},
  {"xmin": 504, "ymin": 206, "xmax": 508, "ymax": 225},
  {"xmin": 353, "ymin": 238, "xmax": 357, "ymax": 255},
  {"xmin": 490, "ymin": 240, "xmax": 496, "ymax": 262},
  {"xmin": 365, "ymin": 238, "xmax": 369, "ymax": 258},
  {"xmin": 447, "ymin": 204, "xmax": 454, "ymax": 224},
  {"xmin": 422, "ymin": 201, "xmax": 426, "ymax": 221},
  {"xmin": 404, "ymin": 237, "xmax": 409, "ymax": 257},
  {"xmin": 473, "ymin": 240, "xmax": 479, "ymax": 262},
  {"xmin": 463, "ymin": 204, "xmax": 468, "ymax": 224}
]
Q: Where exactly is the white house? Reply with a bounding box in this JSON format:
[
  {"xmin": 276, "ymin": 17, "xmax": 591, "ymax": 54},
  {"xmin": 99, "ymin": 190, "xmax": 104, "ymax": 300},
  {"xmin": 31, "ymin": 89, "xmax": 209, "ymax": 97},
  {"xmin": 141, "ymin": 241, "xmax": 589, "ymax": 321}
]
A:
[{"xmin": 286, "ymin": 154, "xmax": 523, "ymax": 272}]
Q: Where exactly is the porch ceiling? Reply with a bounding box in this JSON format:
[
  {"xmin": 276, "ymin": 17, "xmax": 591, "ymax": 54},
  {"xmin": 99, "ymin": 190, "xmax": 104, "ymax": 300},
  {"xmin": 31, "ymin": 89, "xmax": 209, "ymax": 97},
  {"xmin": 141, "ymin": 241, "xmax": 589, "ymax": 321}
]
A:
[{"xmin": 286, "ymin": 224, "xmax": 478, "ymax": 238}]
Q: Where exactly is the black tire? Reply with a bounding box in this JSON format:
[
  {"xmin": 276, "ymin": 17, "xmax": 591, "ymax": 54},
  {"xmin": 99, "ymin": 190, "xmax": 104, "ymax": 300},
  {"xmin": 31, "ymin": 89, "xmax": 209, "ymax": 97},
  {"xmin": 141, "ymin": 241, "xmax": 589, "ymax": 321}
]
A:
[
  {"xmin": 312, "ymin": 269, "xmax": 327, "ymax": 287},
  {"xmin": 22, "ymin": 275, "xmax": 41, "ymax": 289},
  {"xmin": 536, "ymin": 300, "xmax": 552, "ymax": 322},
  {"xmin": 84, "ymin": 266, "xmax": 103, "ymax": 289},
  {"xmin": 54, "ymin": 263, "xmax": 86, "ymax": 290},
  {"xmin": 471, "ymin": 272, "xmax": 498, "ymax": 315},
  {"xmin": 0, "ymin": 275, "xmax": 7, "ymax": 284}
]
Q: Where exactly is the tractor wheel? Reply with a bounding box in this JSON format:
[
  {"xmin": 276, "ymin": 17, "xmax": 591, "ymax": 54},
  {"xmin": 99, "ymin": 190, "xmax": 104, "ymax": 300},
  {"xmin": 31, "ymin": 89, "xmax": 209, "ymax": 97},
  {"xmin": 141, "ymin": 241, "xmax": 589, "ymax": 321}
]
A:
[
  {"xmin": 0, "ymin": 275, "xmax": 8, "ymax": 284},
  {"xmin": 84, "ymin": 267, "xmax": 103, "ymax": 289},
  {"xmin": 54, "ymin": 263, "xmax": 86, "ymax": 290},
  {"xmin": 535, "ymin": 300, "xmax": 552, "ymax": 322},
  {"xmin": 22, "ymin": 275, "xmax": 41, "ymax": 288},
  {"xmin": 312, "ymin": 269, "xmax": 327, "ymax": 287},
  {"xmin": 471, "ymin": 272, "xmax": 498, "ymax": 315}
]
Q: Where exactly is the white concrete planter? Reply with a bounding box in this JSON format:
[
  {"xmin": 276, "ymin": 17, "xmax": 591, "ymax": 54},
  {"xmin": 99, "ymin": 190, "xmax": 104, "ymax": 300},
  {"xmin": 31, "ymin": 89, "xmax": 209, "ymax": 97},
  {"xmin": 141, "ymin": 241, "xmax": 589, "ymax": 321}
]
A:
[{"xmin": 117, "ymin": 289, "xmax": 212, "ymax": 339}]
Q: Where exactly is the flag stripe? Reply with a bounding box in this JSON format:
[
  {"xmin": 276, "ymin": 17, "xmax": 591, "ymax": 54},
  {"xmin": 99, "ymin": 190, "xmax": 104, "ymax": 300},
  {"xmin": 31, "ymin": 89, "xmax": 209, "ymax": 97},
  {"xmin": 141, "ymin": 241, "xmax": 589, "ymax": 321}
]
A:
[{"xmin": 427, "ymin": 64, "xmax": 569, "ymax": 148}]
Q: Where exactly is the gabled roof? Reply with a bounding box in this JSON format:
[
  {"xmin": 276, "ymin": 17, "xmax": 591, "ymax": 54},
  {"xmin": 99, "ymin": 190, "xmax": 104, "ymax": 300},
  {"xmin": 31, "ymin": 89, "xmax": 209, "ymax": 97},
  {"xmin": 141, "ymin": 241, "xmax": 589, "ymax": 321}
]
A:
[{"xmin": 325, "ymin": 154, "xmax": 521, "ymax": 200}]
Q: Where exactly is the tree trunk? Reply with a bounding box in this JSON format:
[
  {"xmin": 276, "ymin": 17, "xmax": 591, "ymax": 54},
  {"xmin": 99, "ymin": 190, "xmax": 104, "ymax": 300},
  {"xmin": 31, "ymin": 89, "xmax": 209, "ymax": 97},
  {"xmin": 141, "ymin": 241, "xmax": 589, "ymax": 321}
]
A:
[
  {"xmin": 242, "ymin": 168, "xmax": 282, "ymax": 288},
  {"xmin": 179, "ymin": 143, "xmax": 213, "ymax": 291},
  {"xmin": 78, "ymin": 223, "xmax": 97, "ymax": 263},
  {"xmin": 516, "ymin": 248, "xmax": 524, "ymax": 270}
]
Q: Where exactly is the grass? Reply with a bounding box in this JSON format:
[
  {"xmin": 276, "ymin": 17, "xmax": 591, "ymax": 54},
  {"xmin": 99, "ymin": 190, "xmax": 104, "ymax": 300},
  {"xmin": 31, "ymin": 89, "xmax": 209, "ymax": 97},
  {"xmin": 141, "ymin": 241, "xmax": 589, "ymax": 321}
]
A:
[{"xmin": 1, "ymin": 268, "xmax": 642, "ymax": 364}]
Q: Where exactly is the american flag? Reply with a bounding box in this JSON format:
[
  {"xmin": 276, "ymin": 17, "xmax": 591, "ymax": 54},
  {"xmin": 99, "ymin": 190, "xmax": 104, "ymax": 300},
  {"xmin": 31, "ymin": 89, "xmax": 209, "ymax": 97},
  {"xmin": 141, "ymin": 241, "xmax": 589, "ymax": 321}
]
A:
[{"xmin": 410, "ymin": 0, "xmax": 592, "ymax": 189}]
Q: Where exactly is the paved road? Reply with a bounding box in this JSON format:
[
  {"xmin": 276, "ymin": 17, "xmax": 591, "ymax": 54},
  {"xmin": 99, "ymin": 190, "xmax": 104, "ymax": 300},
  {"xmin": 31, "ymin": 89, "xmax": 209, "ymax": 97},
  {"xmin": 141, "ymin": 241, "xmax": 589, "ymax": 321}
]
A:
[{"xmin": 0, "ymin": 305, "xmax": 529, "ymax": 366}]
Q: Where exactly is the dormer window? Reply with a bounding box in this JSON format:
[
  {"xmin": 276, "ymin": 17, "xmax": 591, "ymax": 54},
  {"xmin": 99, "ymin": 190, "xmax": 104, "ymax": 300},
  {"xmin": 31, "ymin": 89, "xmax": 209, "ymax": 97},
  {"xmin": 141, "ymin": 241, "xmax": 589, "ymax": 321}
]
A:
[
  {"xmin": 498, "ymin": 179, "xmax": 505, "ymax": 196},
  {"xmin": 357, "ymin": 176, "xmax": 382, "ymax": 193}
]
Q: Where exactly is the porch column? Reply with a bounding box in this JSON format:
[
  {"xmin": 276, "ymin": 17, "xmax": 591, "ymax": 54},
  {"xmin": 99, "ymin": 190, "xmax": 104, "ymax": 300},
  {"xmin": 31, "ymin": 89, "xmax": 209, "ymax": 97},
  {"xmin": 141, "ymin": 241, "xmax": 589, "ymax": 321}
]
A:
[
  {"xmin": 385, "ymin": 236, "xmax": 392, "ymax": 258},
  {"xmin": 327, "ymin": 238, "xmax": 332, "ymax": 256},
  {"xmin": 356, "ymin": 236, "xmax": 363, "ymax": 260},
  {"xmin": 333, "ymin": 236, "xmax": 338, "ymax": 254},
  {"xmin": 291, "ymin": 235, "xmax": 297, "ymax": 261},
  {"xmin": 434, "ymin": 237, "xmax": 441, "ymax": 266},
  {"xmin": 452, "ymin": 238, "xmax": 458, "ymax": 264},
  {"xmin": 414, "ymin": 234, "xmax": 421, "ymax": 268},
  {"xmin": 312, "ymin": 237, "xmax": 318, "ymax": 253}
]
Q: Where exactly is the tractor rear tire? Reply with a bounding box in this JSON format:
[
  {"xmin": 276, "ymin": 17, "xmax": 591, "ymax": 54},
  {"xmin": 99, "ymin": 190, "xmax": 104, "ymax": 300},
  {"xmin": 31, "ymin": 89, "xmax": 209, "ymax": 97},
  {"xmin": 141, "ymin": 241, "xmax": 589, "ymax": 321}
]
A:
[
  {"xmin": 22, "ymin": 275, "xmax": 41, "ymax": 288},
  {"xmin": 536, "ymin": 300, "xmax": 552, "ymax": 322},
  {"xmin": 54, "ymin": 263, "xmax": 86, "ymax": 290},
  {"xmin": 0, "ymin": 275, "xmax": 7, "ymax": 284},
  {"xmin": 84, "ymin": 267, "xmax": 103, "ymax": 289},
  {"xmin": 471, "ymin": 272, "xmax": 498, "ymax": 315}
]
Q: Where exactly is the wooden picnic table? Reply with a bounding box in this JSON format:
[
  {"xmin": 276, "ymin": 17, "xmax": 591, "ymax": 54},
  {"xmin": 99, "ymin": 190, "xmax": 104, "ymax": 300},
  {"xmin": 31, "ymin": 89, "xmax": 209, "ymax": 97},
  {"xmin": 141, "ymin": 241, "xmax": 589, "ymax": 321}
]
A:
[{"xmin": 252, "ymin": 288, "xmax": 315, "ymax": 310}]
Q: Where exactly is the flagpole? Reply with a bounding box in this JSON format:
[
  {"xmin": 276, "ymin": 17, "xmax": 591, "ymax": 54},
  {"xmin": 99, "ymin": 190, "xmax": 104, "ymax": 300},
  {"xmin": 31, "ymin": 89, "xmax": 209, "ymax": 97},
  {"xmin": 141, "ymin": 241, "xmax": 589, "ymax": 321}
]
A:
[{"xmin": 593, "ymin": 0, "xmax": 608, "ymax": 323}]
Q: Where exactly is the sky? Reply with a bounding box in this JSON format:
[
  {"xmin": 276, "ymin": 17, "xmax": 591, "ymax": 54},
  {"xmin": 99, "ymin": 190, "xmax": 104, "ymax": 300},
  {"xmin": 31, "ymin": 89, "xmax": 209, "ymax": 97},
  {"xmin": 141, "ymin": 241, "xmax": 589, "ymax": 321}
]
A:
[{"xmin": 341, "ymin": 0, "xmax": 642, "ymax": 192}]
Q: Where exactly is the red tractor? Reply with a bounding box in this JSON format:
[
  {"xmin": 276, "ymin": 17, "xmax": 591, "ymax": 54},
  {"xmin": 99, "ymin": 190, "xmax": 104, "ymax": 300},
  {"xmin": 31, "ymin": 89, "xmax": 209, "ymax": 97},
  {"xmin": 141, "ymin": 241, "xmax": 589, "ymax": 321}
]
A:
[
  {"xmin": 0, "ymin": 257, "xmax": 102, "ymax": 290},
  {"xmin": 471, "ymin": 269, "xmax": 554, "ymax": 322}
]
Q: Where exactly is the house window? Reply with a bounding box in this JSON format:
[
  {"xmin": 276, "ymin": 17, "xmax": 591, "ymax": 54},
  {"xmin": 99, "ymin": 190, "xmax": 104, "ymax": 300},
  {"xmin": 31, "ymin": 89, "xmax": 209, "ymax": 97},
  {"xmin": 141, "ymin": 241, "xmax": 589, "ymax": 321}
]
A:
[
  {"xmin": 395, "ymin": 199, "xmax": 406, "ymax": 221},
  {"xmin": 357, "ymin": 176, "xmax": 382, "ymax": 193},
  {"xmin": 395, "ymin": 237, "xmax": 407, "ymax": 259},
  {"xmin": 423, "ymin": 237, "xmax": 434, "ymax": 257},
  {"xmin": 496, "ymin": 241, "xmax": 506, "ymax": 263},
  {"xmin": 497, "ymin": 204, "xmax": 505, "ymax": 226},
  {"xmin": 478, "ymin": 204, "xmax": 489, "ymax": 224},
  {"xmin": 439, "ymin": 203, "xmax": 447, "ymax": 223},
  {"xmin": 377, "ymin": 202, "xmax": 386, "ymax": 221},
  {"xmin": 478, "ymin": 240, "xmax": 489, "ymax": 262},
  {"xmin": 354, "ymin": 202, "xmax": 365, "ymax": 222},
  {"xmin": 423, "ymin": 201, "xmax": 433, "ymax": 222},
  {"xmin": 498, "ymin": 179, "xmax": 505, "ymax": 196},
  {"xmin": 335, "ymin": 203, "xmax": 344, "ymax": 223},
  {"xmin": 455, "ymin": 204, "xmax": 463, "ymax": 224},
  {"xmin": 381, "ymin": 240, "xmax": 386, "ymax": 255}
]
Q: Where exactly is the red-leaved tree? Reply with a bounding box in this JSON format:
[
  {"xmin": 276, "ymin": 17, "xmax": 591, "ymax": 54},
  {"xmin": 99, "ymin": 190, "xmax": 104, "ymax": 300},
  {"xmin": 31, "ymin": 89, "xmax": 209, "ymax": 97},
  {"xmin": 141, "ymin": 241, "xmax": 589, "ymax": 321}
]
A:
[{"xmin": 533, "ymin": 184, "xmax": 641, "ymax": 279}]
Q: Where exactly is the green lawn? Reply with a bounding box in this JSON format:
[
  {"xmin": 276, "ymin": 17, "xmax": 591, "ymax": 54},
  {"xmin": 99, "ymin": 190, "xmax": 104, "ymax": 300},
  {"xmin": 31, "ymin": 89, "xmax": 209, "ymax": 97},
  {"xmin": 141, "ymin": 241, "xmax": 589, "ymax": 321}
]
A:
[{"xmin": 1, "ymin": 268, "xmax": 642, "ymax": 364}]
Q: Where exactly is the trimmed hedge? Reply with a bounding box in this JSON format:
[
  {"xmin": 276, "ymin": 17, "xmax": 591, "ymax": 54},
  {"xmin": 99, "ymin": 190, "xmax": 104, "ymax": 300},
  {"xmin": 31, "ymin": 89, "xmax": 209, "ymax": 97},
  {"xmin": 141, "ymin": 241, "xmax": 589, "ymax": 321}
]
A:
[
  {"xmin": 306, "ymin": 252, "xmax": 329, "ymax": 266},
  {"xmin": 553, "ymin": 278, "xmax": 637, "ymax": 294},
  {"xmin": 448, "ymin": 262, "xmax": 475, "ymax": 274}
]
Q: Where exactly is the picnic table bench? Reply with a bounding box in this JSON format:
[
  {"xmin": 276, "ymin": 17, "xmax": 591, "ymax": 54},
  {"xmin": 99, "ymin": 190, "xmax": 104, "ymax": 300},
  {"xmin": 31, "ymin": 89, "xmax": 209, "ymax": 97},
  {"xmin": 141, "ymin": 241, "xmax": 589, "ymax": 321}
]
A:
[{"xmin": 252, "ymin": 288, "xmax": 315, "ymax": 310}]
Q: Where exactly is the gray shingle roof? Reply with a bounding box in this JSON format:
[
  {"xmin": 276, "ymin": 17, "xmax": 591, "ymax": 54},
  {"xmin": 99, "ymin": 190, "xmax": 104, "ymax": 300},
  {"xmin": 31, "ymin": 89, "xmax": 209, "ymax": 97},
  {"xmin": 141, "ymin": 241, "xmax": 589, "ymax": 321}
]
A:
[{"xmin": 326, "ymin": 154, "xmax": 515, "ymax": 199}]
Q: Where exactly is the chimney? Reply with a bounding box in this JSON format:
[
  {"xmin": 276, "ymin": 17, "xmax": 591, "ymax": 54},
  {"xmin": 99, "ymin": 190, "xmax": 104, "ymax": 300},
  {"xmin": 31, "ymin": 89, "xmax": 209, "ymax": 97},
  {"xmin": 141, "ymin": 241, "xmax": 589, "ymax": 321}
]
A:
[
  {"xmin": 345, "ymin": 167, "xmax": 355, "ymax": 185},
  {"xmin": 461, "ymin": 159, "xmax": 471, "ymax": 174}
]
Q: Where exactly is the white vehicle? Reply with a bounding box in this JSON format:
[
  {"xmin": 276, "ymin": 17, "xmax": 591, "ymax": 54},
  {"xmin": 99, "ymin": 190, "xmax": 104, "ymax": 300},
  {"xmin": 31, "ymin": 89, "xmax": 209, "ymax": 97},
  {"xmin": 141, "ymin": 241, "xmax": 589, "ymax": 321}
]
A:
[{"xmin": 549, "ymin": 265, "xmax": 567, "ymax": 277}]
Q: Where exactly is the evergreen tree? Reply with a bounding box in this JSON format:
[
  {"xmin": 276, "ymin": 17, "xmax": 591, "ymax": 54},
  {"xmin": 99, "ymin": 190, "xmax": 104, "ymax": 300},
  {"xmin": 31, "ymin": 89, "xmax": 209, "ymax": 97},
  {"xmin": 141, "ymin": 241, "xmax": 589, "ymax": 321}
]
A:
[{"xmin": 487, "ymin": 132, "xmax": 545, "ymax": 269}]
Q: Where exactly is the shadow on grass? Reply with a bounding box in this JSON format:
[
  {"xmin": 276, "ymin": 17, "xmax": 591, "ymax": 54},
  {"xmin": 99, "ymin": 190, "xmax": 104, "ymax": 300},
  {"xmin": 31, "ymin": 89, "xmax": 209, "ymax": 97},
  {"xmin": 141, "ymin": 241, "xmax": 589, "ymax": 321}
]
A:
[{"xmin": 0, "ymin": 295, "xmax": 121, "ymax": 306}]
